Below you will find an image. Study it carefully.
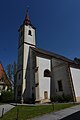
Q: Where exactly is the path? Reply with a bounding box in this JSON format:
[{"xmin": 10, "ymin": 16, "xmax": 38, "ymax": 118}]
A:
[
  {"xmin": 61, "ymin": 111, "xmax": 80, "ymax": 120},
  {"xmin": 31, "ymin": 105, "xmax": 80, "ymax": 120},
  {"xmin": 0, "ymin": 104, "xmax": 15, "ymax": 117}
]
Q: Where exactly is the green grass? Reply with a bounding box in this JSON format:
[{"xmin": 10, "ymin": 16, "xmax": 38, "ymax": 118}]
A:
[
  {"xmin": 0, "ymin": 103, "xmax": 4, "ymax": 105},
  {"xmin": 0, "ymin": 103, "xmax": 77, "ymax": 120}
]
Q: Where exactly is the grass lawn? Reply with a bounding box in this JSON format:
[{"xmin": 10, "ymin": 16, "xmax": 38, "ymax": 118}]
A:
[
  {"xmin": 0, "ymin": 103, "xmax": 77, "ymax": 120},
  {"xmin": 0, "ymin": 103, "xmax": 4, "ymax": 105}
]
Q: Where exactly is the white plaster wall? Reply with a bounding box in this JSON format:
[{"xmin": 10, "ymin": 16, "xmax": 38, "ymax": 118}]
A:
[
  {"xmin": 20, "ymin": 25, "xmax": 36, "ymax": 96},
  {"xmin": 17, "ymin": 24, "xmax": 36, "ymax": 101},
  {"xmin": 17, "ymin": 46, "xmax": 23, "ymax": 70},
  {"xmin": 37, "ymin": 57, "xmax": 51, "ymax": 100},
  {"xmin": 70, "ymin": 67, "xmax": 80, "ymax": 97},
  {"xmin": 23, "ymin": 44, "xmax": 29, "ymax": 70},
  {"xmin": 22, "ymin": 44, "xmax": 34, "ymax": 96},
  {"xmin": 23, "ymin": 24, "xmax": 36, "ymax": 70},
  {"xmin": 24, "ymin": 25, "xmax": 36, "ymax": 45}
]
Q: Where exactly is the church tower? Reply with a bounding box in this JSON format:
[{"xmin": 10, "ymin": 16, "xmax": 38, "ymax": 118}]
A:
[{"xmin": 15, "ymin": 11, "xmax": 36, "ymax": 103}]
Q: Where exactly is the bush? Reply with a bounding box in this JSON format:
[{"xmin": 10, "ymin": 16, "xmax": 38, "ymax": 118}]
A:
[
  {"xmin": 0, "ymin": 91, "xmax": 14, "ymax": 103},
  {"xmin": 51, "ymin": 94, "xmax": 73, "ymax": 103},
  {"xmin": 51, "ymin": 95, "xmax": 64, "ymax": 102},
  {"xmin": 62, "ymin": 94, "xmax": 73, "ymax": 102}
]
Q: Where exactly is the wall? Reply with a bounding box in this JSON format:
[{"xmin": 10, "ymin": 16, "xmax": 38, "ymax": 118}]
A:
[
  {"xmin": 36, "ymin": 57, "xmax": 51, "ymax": 100},
  {"xmin": 51, "ymin": 59, "xmax": 72, "ymax": 97},
  {"xmin": 24, "ymin": 25, "xmax": 36, "ymax": 45},
  {"xmin": 70, "ymin": 67, "xmax": 80, "ymax": 102},
  {"xmin": 16, "ymin": 24, "xmax": 36, "ymax": 102}
]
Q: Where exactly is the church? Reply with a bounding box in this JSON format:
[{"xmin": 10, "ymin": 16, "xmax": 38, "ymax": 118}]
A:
[{"xmin": 15, "ymin": 11, "xmax": 80, "ymax": 103}]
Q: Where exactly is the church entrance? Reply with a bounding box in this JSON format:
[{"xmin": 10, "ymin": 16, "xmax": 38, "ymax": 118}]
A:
[{"xmin": 44, "ymin": 91, "xmax": 48, "ymax": 99}]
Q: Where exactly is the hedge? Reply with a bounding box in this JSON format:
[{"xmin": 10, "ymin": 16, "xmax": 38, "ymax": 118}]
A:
[{"xmin": 0, "ymin": 91, "xmax": 14, "ymax": 103}]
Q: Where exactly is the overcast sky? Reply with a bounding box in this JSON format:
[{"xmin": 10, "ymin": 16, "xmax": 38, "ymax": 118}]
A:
[{"xmin": 0, "ymin": 0, "xmax": 80, "ymax": 68}]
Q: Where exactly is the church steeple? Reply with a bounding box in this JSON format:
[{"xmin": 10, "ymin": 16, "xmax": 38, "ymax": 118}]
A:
[
  {"xmin": 16, "ymin": 8, "xmax": 36, "ymax": 103},
  {"xmin": 24, "ymin": 9, "xmax": 31, "ymax": 26}
]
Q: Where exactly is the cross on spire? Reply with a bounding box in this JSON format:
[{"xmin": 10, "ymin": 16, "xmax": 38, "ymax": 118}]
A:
[
  {"xmin": 24, "ymin": 6, "xmax": 31, "ymax": 25},
  {"xmin": 26, "ymin": 6, "xmax": 29, "ymax": 16}
]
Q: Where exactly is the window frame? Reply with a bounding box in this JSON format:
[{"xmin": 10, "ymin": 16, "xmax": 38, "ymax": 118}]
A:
[
  {"xmin": 58, "ymin": 80, "xmax": 63, "ymax": 92},
  {"xmin": 44, "ymin": 69, "xmax": 51, "ymax": 77},
  {"xmin": 28, "ymin": 30, "xmax": 32, "ymax": 36}
]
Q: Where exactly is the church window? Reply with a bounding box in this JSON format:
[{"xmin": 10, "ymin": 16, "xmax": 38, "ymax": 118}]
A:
[
  {"xmin": 58, "ymin": 80, "xmax": 63, "ymax": 91},
  {"xmin": 44, "ymin": 69, "xmax": 51, "ymax": 77},
  {"xmin": 28, "ymin": 30, "xmax": 32, "ymax": 36}
]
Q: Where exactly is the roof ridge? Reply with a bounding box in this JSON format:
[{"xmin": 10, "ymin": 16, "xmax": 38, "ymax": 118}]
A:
[{"xmin": 30, "ymin": 46, "xmax": 74, "ymax": 63}]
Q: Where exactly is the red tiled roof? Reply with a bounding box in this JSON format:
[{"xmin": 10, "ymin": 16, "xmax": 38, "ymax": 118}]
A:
[
  {"xmin": 0, "ymin": 64, "xmax": 4, "ymax": 77},
  {"xmin": 0, "ymin": 63, "xmax": 11, "ymax": 86}
]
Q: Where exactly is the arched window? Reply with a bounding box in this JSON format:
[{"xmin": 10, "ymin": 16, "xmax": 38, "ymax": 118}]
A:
[
  {"xmin": 28, "ymin": 30, "xmax": 32, "ymax": 36},
  {"xmin": 44, "ymin": 69, "xmax": 51, "ymax": 77}
]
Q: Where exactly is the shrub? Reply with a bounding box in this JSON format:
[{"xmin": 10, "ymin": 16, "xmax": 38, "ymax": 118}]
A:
[
  {"xmin": 62, "ymin": 94, "xmax": 73, "ymax": 102},
  {"xmin": 0, "ymin": 91, "xmax": 14, "ymax": 103},
  {"xmin": 51, "ymin": 94, "xmax": 73, "ymax": 103},
  {"xmin": 51, "ymin": 95, "xmax": 64, "ymax": 102}
]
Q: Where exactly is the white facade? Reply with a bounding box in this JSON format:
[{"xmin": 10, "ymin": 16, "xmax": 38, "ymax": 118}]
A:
[
  {"xmin": 16, "ymin": 18, "xmax": 36, "ymax": 102},
  {"xmin": 36, "ymin": 57, "xmax": 51, "ymax": 100},
  {"xmin": 70, "ymin": 67, "xmax": 80, "ymax": 102},
  {"xmin": 15, "ymin": 13, "xmax": 80, "ymax": 103},
  {"xmin": 24, "ymin": 25, "xmax": 36, "ymax": 45}
]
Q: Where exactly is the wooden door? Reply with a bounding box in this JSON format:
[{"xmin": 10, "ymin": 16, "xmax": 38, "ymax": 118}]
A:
[{"xmin": 44, "ymin": 91, "xmax": 48, "ymax": 99}]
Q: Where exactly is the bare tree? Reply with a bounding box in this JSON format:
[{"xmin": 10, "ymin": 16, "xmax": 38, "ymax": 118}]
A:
[{"xmin": 6, "ymin": 62, "xmax": 17, "ymax": 88}]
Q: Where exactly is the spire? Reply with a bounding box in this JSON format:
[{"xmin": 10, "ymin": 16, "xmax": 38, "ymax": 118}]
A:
[{"xmin": 24, "ymin": 8, "xmax": 31, "ymax": 25}]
